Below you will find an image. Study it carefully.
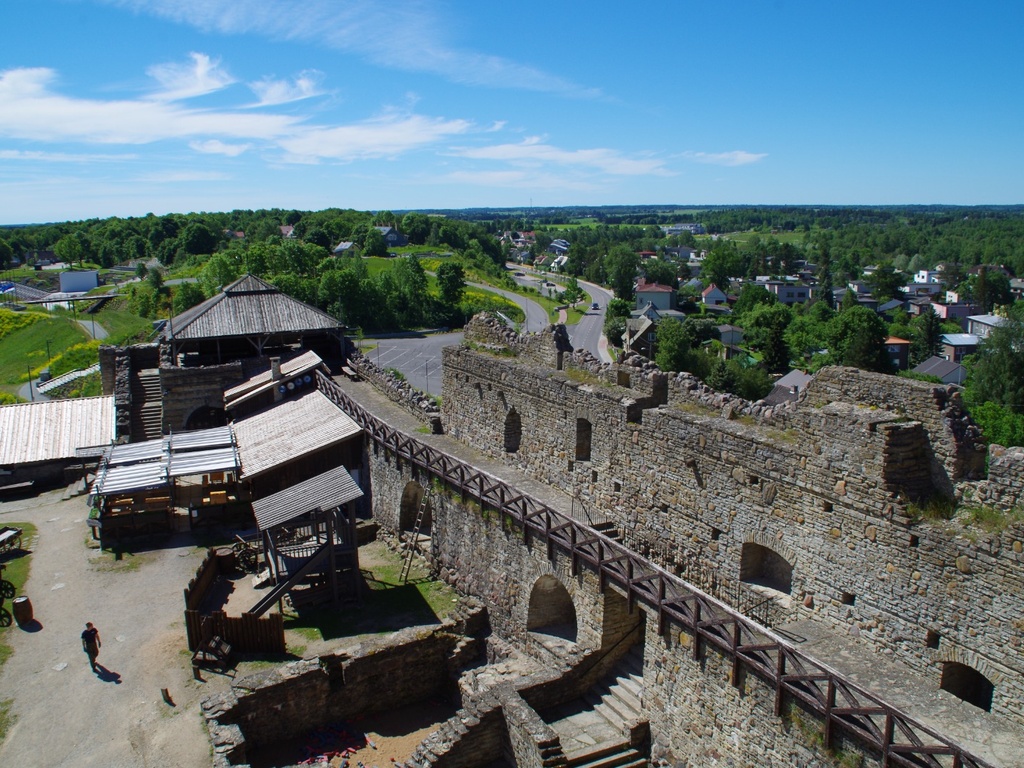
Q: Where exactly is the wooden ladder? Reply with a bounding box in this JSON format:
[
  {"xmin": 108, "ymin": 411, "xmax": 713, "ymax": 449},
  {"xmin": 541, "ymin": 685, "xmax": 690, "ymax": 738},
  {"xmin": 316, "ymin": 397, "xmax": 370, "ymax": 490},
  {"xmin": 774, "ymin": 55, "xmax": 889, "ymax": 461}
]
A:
[{"xmin": 400, "ymin": 495, "xmax": 429, "ymax": 583}]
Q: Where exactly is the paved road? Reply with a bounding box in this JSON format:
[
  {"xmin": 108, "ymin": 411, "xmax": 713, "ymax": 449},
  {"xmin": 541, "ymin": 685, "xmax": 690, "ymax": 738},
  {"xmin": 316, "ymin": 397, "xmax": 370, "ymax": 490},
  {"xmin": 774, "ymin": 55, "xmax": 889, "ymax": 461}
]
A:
[
  {"xmin": 470, "ymin": 281, "xmax": 549, "ymax": 335},
  {"xmin": 569, "ymin": 280, "xmax": 615, "ymax": 362},
  {"xmin": 360, "ymin": 332, "xmax": 464, "ymax": 396}
]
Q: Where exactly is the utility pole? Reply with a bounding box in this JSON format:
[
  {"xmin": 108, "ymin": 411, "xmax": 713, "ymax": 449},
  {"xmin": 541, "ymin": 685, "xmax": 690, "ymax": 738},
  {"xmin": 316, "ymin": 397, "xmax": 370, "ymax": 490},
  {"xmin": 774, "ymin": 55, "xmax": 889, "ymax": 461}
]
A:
[{"xmin": 27, "ymin": 364, "xmax": 34, "ymax": 401}]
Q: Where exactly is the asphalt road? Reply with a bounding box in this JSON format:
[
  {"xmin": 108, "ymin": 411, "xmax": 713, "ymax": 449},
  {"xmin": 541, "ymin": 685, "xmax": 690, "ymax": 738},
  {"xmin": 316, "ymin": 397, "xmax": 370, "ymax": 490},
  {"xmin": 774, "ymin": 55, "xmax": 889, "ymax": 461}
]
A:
[
  {"xmin": 471, "ymin": 280, "xmax": 549, "ymax": 334},
  {"xmin": 569, "ymin": 279, "xmax": 615, "ymax": 362},
  {"xmin": 360, "ymin": 332, "xmax": 464, "ymax": 396}
]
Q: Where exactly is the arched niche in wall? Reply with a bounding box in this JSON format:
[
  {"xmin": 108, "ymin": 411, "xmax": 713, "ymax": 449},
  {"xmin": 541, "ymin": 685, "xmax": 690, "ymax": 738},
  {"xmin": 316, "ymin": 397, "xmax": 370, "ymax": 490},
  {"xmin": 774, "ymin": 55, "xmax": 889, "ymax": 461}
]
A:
[
  {"xmin": 527, "ymin": 574, "xmax": 578, "ymax": 642},
  {"xmin": 504, "ymin": 408, "xmax": 522, "ymax": 453},
  {"xmin": 398, "ymin": 480, "xmax": 430, "ymax": 533},
  {"xmin": 739, "ymin": 542, "xmax": 794, "ymax": 594},
  {"xmin": 941, "ymin": 661, "xmax": 994, "ymax": 712}
]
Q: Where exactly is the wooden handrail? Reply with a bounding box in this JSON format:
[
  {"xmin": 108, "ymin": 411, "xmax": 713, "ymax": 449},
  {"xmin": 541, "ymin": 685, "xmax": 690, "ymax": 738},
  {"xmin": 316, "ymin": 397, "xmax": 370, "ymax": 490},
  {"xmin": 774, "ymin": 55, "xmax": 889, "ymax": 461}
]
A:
[{"xmin": 317, "ymin": 371, "xmax": 995, "ymax": 768}]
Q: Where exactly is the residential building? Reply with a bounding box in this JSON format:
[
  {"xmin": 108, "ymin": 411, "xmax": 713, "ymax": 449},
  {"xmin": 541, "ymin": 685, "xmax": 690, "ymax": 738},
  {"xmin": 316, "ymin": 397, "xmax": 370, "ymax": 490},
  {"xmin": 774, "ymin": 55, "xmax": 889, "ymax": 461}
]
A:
[
  {"xmin": 701, "ymin": 284, "xmax": 728, "ymax": 306},
  {"xmin": 755, "ymin": 279, "xmax": 810, "ymax": 305},
  {"xmin": 913, "ymin": 356, "xmax": 967, "ymax": 385},
  {"xmin": 941, "ymin": 333, "xmax": 979, "ymax": 362},
  {"xmin": 762, "ymin": 369, "xmax": 812, "ymax": 406},
  {"xmin": 636, "ymin": 280, "xmax": 678, "ymax": 311},
  {"xmin": 967, "ymin": 314, "xmax": 1006, "ymax": 339},
  {"xmin": 375, "ymin": 226, "xmax": 408, "ymax": 247},
  {"xmin": 885, "ymin": 337, "xmax": 911, "ymax": 370},
  {"xmin": 914, "ymin": 269, "xmax": 944, "ymax": 284}
]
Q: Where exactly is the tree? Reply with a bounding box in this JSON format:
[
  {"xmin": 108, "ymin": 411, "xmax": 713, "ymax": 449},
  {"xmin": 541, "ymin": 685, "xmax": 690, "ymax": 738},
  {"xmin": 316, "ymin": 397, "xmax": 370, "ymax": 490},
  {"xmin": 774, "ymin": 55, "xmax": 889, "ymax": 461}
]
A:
[
  {"xmin": 654, "ymin": 318, "xmax": 691, "ymax": 372},
  {"xmin": 147, "ymin": 267, "xmax": 164, "ymax": 292},
  {"xmin": 605, "ymin": 246, "xmax": 640, "ymax": 301},
  {"xmin": 910, "ymin": 307, "xmax": 943, "ymax": 364},
  {"xmin": 965, "ymin": 312, "xmax": 1024, "ymax": 414},
  {"xmin": 604, "ymin": 315, "xmax": 627, "ymax": 347},
  {"xmin": 744, "ymin": 303, "xmax": 793, "ymax": 373},
  {"xmin": 200, "ymin": 253, "xmax": 239, "ymax": 295},
  {"xmin": 172, "ymin": 281, "xmax": 205, "ymax": 314},
  {"xmin": 606, "ymin": 298, "xmax": 632, "ymax": 318},
  {"xmin": 731, "ymin": 284, "xmax": 777, "ymax": 320},
  {"xmin": 867, "ymin": 261, "xmax": 907, "ymax": 301},
  {"xmin": 53, "ymin": 233, "xmax": 85, "ymax": 266},
  {"xmin": 561, "ymin": 275, "xmax": 586, "ymax": 306},
  {"xmin": 436, "ymin": 262, "xmax": 466, "ymax": 307},
  {"xmin": 0, "ymin": 238, "xmax": 12, "ymax": 269},
  {"xmin": 361, "ymin": 226, "xmax": 387, "ymax": 258},
  {"xmin": 786, "ymin": 300, "xmax": 834, "ymax": 363},
  {"xmin": 179, "ymin": 222, "xmax": 218, "ymax": 256},
  {"xmin": 642, "ymin": 258, "xmax": 677, "ymax": 288},
  {"xmin": 823, "ymin": 306, "xmax": 893, "ymax": 373}
]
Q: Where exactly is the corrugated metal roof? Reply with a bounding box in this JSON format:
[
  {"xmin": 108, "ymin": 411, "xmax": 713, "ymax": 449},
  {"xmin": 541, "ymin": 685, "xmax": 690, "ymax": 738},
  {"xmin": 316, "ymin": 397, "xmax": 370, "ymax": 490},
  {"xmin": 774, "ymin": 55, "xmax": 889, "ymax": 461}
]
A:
[
  {"xmin": 170, "ymin": 426, "xmax": 234, "ymax": 452},
  {"xmin": 165, "ymin": 274, "xmax": 342, "ymax": 340},
  {"xmin": 224, "ymin": 350, "xmax": 323, "ymax": 405},
  {"xmin": 0, "ymin": 396, "xmax": 115, "ymax": 466},
  {"xmin": 94, "ymin": 461, "xmax": 167, "ymax": 496},
  {"xmin": 252, "ymin": 465, "xmax": 363, "ymax": 530},
  {"xmin": 232, "ymin": 391, "xmax": 361, "ymax": 480},
  {"xmin": 107, "ymin": 438, "xmax": 167, "ymax": 465},
  {"xmin": 168, "ymin": 446, "xmax": 240, "ymax": 478}
]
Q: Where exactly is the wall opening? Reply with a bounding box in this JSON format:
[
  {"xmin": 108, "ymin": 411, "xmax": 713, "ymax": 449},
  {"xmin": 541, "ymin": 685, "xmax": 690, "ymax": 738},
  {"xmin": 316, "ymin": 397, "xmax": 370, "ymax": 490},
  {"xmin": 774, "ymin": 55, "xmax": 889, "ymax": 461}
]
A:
[
  {"xmin": 503, "ymin": 408, "xmax": 522, "ymax": 453},
  {"xmin": 940, "ymin": 662, "xmax": 994, "ymax": 712},
  {"xmin": 527, "ymin": 575, "xmax": 577, "ymax": 642},
  {"xmin": 841, "ymin": 592, "xmax": 856, "ymax": 606},
  {"xmin": 185, "ymin": 406, "xmax": 225, "ymax": 430},
  {"xmin": 575, "ymin": 418, "xmax": 593, "ymax": 461},
  {"xmin": 398, "ymin": 481, "xmax": 430, "ymax": 533},
  {"xmin": 926, "ymin": 630, "xmax": 941, "ymax": 649},
  {"xmin": 739, "ymin": 543, "xmax": 793, "ymax": 594}
]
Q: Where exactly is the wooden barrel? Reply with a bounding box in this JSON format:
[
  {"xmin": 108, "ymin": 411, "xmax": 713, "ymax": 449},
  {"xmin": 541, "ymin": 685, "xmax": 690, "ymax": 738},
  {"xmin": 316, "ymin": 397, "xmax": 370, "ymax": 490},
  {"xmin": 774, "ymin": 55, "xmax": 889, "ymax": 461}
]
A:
[
  {"xmin": 215, "ymin": 547, "xmax": 237, "ymax": 573},
  {"xmin": 12, "ymin": 596, "xmax": 32, "ymax": 626}
]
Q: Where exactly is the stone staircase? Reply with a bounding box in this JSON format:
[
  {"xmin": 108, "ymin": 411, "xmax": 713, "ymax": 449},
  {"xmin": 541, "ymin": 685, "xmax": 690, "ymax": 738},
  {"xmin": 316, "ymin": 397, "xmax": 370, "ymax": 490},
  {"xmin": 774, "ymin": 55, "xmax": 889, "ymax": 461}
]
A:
[
  {"xmin": 590, "ymin": 520, "xmax": 622, "ymax": 543},
  {"xmin": 546, "ymin": 644, "xmax": 648, "ymax": 768},
  {"xmin": 130, "ymin": 368, "xmax": 163, "ymax": 441}
]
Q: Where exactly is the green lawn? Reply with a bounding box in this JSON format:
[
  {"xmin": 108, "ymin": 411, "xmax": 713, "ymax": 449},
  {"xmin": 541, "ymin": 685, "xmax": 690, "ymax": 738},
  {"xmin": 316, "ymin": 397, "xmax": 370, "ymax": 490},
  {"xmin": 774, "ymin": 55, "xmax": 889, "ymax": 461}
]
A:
[
  {"xmin": 93, "ymin": 307, "xmax": 155, "ymax": 345},
  {"xmin": 0, "ymin": 522, "xmax": 36, "ymax": 744},
  {"xmin": 0, "ymin": 314, "xmax": 89, "ymax": 389}
]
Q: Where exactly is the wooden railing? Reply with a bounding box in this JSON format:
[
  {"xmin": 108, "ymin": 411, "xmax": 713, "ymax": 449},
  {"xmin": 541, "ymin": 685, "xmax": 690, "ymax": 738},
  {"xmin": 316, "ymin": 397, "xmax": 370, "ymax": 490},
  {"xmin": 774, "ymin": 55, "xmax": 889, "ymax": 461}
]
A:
[{"xmin": 318, "ymin": 372, "xmax": 995, "ymax": 768}]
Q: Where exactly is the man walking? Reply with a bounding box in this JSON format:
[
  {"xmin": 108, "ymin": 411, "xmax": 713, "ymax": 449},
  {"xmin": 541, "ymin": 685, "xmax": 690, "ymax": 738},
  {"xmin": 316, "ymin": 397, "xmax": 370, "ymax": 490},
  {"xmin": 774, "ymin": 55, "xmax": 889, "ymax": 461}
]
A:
[{"xmin": 81, "ymin": 621, "xmax": 101, "ymax": 672}]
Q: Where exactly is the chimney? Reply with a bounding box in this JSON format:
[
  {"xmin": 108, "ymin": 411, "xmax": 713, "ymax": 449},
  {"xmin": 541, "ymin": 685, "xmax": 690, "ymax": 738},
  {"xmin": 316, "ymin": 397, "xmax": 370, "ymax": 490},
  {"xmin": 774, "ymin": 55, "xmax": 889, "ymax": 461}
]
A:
[{"xmin": 271, "ymin": 357, "xmax": 283, "ymax": 401}]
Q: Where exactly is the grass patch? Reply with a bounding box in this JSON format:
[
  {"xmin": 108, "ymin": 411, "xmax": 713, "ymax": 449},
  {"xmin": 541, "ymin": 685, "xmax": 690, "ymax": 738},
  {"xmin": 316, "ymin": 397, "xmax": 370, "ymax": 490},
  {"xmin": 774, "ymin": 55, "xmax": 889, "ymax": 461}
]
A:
[
  {"xmin": 94, "ymin": 306, "xmax": 155, "ymax": 345},
  {"xmin": 0, "ymin": 522, "xmax": 38, "ymax": 693},
  {"xmin": 0, "ymin": 313, "xmax": 90, "ymax": 385},
  {"xmin": 89, "ymin": 547, "xmax": 155, "ymax": 573},
  {"xmin": 906, "ymin": 494, "xmax": 956, "ymax": 523},
  {"xmin": 961, "ymin": 505, "xmax": 1024, "ymax": 534},
  {"xmin": 561, "ymin": 367, "xmax": 604, "ymax": 387},
  {"xmin": 283, "ymin": 542, "xmax": 458, "ymax": 642}
]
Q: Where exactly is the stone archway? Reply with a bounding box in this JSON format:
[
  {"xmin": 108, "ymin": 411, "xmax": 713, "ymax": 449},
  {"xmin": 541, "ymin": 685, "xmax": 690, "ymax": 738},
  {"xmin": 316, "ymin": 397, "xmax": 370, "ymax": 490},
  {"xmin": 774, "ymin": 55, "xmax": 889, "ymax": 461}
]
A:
[
  {"xmin": 941, "ymin": 661, "xmax": 994, "ymax": 712},
  {"xmin": 398, "ymin": 481, "xmax": 430, "ymax": 532},
  {"xmin": 185, "ymin": 405, "xmax": 226, "ymax": 430},
  {"xmin": 527, "ymin": 574, "xmax": 577, "ymax": 641},
  {"xmin": 740, "ymin": 542, "xmax": 794, "ymax": 594}
]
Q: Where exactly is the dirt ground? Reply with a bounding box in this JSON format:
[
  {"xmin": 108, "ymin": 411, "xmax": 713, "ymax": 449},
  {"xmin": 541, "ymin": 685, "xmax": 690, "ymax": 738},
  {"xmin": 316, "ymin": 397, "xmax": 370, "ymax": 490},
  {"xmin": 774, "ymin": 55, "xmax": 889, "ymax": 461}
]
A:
[{"xmin": 0, "ymin": 490, "xmax": 461, "ymax": 768}]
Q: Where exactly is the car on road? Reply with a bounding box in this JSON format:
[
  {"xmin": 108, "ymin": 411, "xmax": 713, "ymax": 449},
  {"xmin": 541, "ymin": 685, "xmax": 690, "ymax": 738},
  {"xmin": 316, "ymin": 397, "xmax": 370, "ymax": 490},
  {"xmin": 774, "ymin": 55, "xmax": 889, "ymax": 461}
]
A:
[{"xmin": 591, "ymin": 302, "xmax": 600, "ymax": 310}]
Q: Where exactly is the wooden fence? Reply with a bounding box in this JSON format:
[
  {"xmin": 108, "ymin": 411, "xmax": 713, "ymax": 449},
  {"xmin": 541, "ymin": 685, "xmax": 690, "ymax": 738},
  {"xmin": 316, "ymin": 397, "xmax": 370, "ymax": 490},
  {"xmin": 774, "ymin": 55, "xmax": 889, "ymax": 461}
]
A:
[
  {"xmin": 183, "ymin": 548, "xmax": 286, "ymax": 654},
  {"xmin": 317, "ymin": 371, "xmax": 996, "ymax": 768}
]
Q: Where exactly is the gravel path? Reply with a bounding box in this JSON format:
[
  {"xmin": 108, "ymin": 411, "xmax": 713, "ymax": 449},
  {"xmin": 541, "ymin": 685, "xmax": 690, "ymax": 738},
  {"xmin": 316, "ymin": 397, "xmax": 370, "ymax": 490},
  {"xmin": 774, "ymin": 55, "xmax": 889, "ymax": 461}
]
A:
[{"xmin": 0, "ymin": 490, "xmax": 217, "ymax": 767}]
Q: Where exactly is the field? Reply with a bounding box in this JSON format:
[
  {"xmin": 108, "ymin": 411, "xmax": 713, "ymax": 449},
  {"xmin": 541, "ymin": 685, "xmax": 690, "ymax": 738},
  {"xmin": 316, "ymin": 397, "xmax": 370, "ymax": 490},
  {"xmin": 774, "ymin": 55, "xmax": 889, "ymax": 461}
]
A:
[{"xmin": 0, "ymin": 312, "xmax": 90, "ymax": 394}]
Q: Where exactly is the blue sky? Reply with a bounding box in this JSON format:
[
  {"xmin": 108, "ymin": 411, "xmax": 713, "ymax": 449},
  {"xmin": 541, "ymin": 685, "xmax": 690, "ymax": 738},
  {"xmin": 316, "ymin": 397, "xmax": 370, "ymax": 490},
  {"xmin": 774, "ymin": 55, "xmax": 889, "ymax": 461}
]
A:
[{"xmin": 2, "ymin": 0, "xmax": 1022, "ymax": 224}]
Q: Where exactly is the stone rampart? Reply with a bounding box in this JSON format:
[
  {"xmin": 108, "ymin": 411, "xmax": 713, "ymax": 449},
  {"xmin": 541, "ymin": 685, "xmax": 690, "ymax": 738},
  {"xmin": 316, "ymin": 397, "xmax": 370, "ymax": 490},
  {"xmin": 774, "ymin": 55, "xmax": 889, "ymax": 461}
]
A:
[
  {"xmin": 348, "ymin": 349, "xmax": 442, "ymax": 433},
  {"xmin": 440, "ymin": 340, "xmax": 1024, "ymax": 722},
  {"xmin": 161, "ymin": 361, "xmax": 243, "ymax": 432}
]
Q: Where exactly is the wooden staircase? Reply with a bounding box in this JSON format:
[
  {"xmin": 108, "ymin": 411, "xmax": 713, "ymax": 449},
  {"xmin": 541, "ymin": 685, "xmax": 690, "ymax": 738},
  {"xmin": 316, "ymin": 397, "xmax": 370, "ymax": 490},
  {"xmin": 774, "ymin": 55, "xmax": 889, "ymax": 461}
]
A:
[{"xmin": 130, "ymin": 368, "xmax": 163, "ymax": 441}]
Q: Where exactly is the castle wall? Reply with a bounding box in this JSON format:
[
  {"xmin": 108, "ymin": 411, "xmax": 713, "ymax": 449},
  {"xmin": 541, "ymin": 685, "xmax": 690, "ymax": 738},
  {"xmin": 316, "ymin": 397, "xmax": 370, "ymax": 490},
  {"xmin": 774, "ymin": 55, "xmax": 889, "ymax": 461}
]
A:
[
  {"xmin": 440, "ymin": 342, "xmax": 1024, "ymax": 722},
  {"xmin": 160, "ymin": 362, "xmax": 243, "ymax": 432}
]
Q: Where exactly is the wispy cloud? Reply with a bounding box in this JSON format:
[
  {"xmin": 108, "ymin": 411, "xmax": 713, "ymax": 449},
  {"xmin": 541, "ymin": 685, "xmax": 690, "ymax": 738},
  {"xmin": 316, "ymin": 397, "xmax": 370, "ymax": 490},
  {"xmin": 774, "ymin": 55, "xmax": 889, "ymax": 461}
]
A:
[
  {"xmin": 278, "ymin": 112, "xmax": 473, "ymax": 164},
  {"xmin": 0, "ymin": 66, "xmax": 472, "ymax": 166},
  {"xmin": 189, "ymin": 139, "xmax": 251, "ymax": 156},
  {"xmin": 683, "ymin": 150, "xmax": 767, "ymax": 166},
  {"xmin": 146, "ymin": 52, "xmax": 235, "ymax": 101},
  {"xmin": 444, "ymin": 169, "xmax": 600, "ymax": 192},
  {"xmin": 0, "ymin": 149, "xmax": 138, "ymax": 163},
  {"xmin": 248, "ymin": 70, "xmax": 325, "ymax": 106},
  {"xmin": 452, "ymin": 136, "xmax": 671, "ymax": 176},
  {"xmin": 100, "ymin": 0, "xmax": 598, "ymax": 96}
]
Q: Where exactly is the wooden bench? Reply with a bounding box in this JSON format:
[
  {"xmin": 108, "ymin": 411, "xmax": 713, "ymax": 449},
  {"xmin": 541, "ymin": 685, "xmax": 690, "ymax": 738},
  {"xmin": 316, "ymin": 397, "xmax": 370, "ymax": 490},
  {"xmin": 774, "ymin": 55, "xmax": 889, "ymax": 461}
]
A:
[
  {"xmin": 341, "ymin": 365, "xmax": 360, "ymax": 381},
  {"xmin": 0, "ymin": 526, "xmax": 23, "ymax": 553}
]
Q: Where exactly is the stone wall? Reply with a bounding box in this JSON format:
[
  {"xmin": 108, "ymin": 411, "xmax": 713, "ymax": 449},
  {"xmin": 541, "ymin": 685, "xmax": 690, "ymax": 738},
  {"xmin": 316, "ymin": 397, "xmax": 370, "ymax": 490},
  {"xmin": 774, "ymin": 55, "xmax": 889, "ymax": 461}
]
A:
[
  {"xmin": 202, "ymin": 616, "xmax": 484, "ymax": 765},
  {"xmin": 439, "ymin": 339, "xmax": 1024, "ymax": 722},
  {"xmin": 161, "ymin": 361, "xmax": 244, "ymax": 432},
  {"xmin": 973, "ymin": 445, "xmax": 1024, "ymax": 511}
]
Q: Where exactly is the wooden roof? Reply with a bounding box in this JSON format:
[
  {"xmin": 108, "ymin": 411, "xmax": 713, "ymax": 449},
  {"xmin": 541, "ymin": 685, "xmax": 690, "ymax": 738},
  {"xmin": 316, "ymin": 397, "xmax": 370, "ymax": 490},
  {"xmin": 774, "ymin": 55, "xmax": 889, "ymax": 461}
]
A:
[
  {"xmin": 0, "ymin": 396, "xmax": 115, "ymax": 466},
  {"xmin": 251, "ymin": 465, "xmax": 363, "ymax": 530},
  {"xmin": 165, "ymin": 274, "xmax": 342, "ymax": 341},
  {"xmin": 232, "ymin": 390, "xmax": 361, "ymax": 480}
]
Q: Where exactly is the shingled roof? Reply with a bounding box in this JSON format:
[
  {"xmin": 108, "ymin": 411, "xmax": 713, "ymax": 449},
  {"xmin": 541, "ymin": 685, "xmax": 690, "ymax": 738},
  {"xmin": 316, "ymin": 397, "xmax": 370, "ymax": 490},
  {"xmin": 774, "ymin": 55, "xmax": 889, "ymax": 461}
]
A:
[{"xmin": 165, "ymin": 274, "xmax": 342, "ymax": 341}]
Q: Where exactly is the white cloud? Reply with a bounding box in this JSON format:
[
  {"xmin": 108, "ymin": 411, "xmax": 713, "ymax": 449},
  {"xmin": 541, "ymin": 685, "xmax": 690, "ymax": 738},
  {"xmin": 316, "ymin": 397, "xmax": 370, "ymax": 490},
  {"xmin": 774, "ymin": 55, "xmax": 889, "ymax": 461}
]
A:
[
  {"xmin": 278, "ymin": 112, "xmax": 473, "ymax": 164},
  {"xmin": 452, "ymin": 137, "xmax": 671, "ymax": 176},
  {"xmin": 683, "ymin": 150, "xmax": 767, "ymax": 167},
  {"xmin": 100, "ymin": 0, "xmax": 598, "ymax": 95},
  {"xmin": 248, "ymin": 70, "xmax": 325, "ymax": 106},
  {"xmin": 146, "ymin": 52, "xmax": 235, "ymax": 101},
  {"xmin": 189, "ymin": 139, "xmax": 251, "ymax": 156},
  {"xmin": 0, "ymin": 149, "xmax": 137, "ymax": 163},
  {"xmin": 444, "ymin": 169, "xmax": 599, "ymax": 192}
]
